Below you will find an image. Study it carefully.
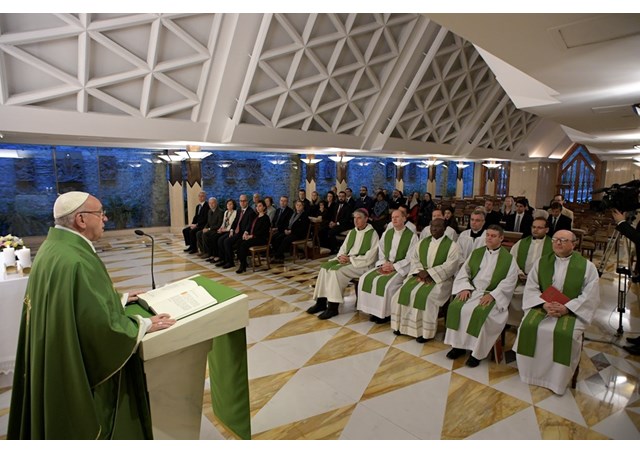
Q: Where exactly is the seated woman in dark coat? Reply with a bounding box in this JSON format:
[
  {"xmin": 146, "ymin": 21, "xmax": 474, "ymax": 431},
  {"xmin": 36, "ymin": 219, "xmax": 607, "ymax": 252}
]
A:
[
  {"xmin": 371, "ymin": 190, "xmax": 389, "ymax": 236},
  {"xmin": 235, "ymin": 200, "xmax": 271, "ymax": 273},
  {"xmin": 443, "ymin": 207, "xmax": 460, "ymax": 233}
]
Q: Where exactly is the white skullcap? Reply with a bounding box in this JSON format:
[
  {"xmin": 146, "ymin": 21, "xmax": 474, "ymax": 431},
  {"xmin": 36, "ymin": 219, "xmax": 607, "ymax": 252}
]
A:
[{"xmin": 53, "ymin": 191, "xmax": 90, "ymax": 219}]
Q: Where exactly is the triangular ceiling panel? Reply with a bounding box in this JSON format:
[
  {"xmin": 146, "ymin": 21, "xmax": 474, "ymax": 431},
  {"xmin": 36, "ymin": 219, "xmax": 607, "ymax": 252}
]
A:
[
  {"xmin": 155, "ymin": 21, "xmax": 204, "ymax": 65},
  {"xmin": 162, "ymin": 65, "xmax": 203, "ymax": 93},
  {"xmin": 88, "ymin": 36, "xmax": 140, "ymax": 79},
  {"xmin": 18, "ymin": 37, "xmax": 79, "ymax": 78},
  {"xmin": 101, "ymin": 23, "xmax": 153, "ymax": 63},
  {"xmin": 33, "ymin": 94, "xmax": 78, "ymax": 111},
  {"xmin": 171, "ymin": 14, "xmax": 216, "ymax": 48},
  {"xmin": 3, "ymin": 54, "xmax": 66, "ymax": 96},
  {"xmin": 87, "ymin": 94, "xmax": 126, "ymax": 115},
  {"xmin": 0, "ymin": 13, "xmax": 68, "ymax": 34},
  {"xmin": 99, "ymin": 78, "xmax": 144, "ymax": 110}
]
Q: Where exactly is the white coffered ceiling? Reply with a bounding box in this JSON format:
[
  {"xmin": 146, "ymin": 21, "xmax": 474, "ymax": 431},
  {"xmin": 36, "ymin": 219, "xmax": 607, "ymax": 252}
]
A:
[{"xmin": 0, "ymin": 12, "xmax": 638, "ymax": 162}]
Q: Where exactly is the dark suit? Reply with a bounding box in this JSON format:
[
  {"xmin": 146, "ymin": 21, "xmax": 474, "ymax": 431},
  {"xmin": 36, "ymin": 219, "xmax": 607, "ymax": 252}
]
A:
[
  {"xmin": 355, "ymin": 195, "xmax": 374, "ymax": 213},
  {"xmin": 546, "ymin": 213, "xmax": 572, "ymax": 236},
  {"xmin": 273, "ymin": 211, "xmax": 310, "ymax": 259},
  {"xmin": 182, "ymin": 201, "xmax": 210, "ymax": 251},
  {"xmin": 198, "ymin": 206, "xmax": 224, "ymax": 256},
  {"xmin": 345, "ymin": 197, "xmax": 356, "ymax": 210},
  {"xmin": 485, "ymin": 210, "xmax": 502, "ymax": 227},
  {"xmin": 219, "ymin": 207, "xmax": 257, "ymax": 265},
  {"xmin": 272, "ymin": 206, "xmax": 293, "ymax": 234},
  {"xmin": 505, "ymin": 211, "xmax": 533, "ymax": 237},
  {"xmin": 236, "ymin": 214, "xmax": 271, "ymax": 269},
  {"xmin": 320, "ymin": 202, "xmax": 353, "ymax": 253}
]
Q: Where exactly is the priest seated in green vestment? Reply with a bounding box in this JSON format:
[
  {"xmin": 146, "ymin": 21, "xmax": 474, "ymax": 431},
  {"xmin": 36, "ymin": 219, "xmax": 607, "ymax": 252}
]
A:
[
  {"xmin": 444, "ymin": 224, "xmax": 519, "ymax": 367},
  {"xmin": 391, "ymin": 218, "xmax": 461, "ymax": 343},
  {"xmin": 514, "ymin": 229, "xmax": 600, "ymax": 395},
  {"xmin": 358, "ymin": 208, "xmax": 418, "ymax": 324},
  {"xmin": 507, "ymin": 217, "xmax": 553, "ymax": 326},
  {"xmin": 308, "ymin": 208, "xmax": 379, "ymax": 320},
  {"xmin": 8, "ymin": 191, "xmax": 175, "ymax": 440}
]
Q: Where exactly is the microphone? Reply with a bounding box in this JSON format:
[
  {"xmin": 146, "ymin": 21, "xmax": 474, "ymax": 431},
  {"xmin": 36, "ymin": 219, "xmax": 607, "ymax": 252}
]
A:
[{"xmin": 134, "ymin": 229, "xmax": 156, "ymax": 290}]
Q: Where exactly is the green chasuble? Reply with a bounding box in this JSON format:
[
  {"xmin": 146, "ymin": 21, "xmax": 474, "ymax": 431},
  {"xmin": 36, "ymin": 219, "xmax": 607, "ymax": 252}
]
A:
[
  {"xmin": 361, "ymin": 227, "xmax": 414, "ymax": 296},
  {"xmin": 321, "ymin": 227, "xmax": 376, "ymax": 271},
  {"xmin": 517, "ymin": 252, "xmax": 587, "ymax": 365},
  {"xmin": 397, "ymin": 236, "xmax": 453, "ymax": 310},
  {"xmin": 8, "ymin": 227, "xmax": 153, "ymax": 440},
  {"xmin": 446, "ymin": 247, "xmax": 512, "ymax": 336},
  {"xmin": 516, "ymin": 236, "xmax": 553, "ymax": 272}
]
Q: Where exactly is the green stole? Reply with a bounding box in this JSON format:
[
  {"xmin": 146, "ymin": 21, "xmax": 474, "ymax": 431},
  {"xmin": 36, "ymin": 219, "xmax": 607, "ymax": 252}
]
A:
[
  {"xmin": 397, "ymin": 236, "xmax": 453, "ymax": 310},
  {"xmin": 446, "ymin": 247, "xmax": 512, "ymax": 336},
  {"xmin": 361, "ymin": 228, "xmax": 414, "ymax": 296},
  {"xmin": 516, "ymin": 236, "xmax": 553, "ymax": 272},
  {"xmin": 517, "ymin": 252, "xmax": 587, "ymax": 366},
  {"xmin": 321, "ymin": 227, "xmax": 376, "ymax": 270}
]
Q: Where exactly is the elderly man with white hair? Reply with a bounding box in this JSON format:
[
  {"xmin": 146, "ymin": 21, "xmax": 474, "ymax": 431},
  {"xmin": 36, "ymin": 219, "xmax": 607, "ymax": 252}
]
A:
[
  {"xmin": 8, "ymin": 192, "xmax": 175, "ymax": 439},
  {"xmin": 308, "ymin": 208, "xmax": 379, "ymax": 320},
  {"xmin": 514, "ymin": 229, "xmax": 600, "ymax": 395}
]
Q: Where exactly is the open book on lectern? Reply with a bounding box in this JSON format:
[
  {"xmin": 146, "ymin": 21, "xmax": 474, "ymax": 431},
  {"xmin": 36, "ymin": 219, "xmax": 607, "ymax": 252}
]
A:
[{"xmin": 137, "ymin": 277, "xmax": 219, "ymax": 320}]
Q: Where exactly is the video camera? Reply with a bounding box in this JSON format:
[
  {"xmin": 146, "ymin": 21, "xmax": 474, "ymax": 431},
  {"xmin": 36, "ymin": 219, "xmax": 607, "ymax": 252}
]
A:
[{"xmin": 590, "ymin": 179, "xmax": 640, "ymax": 213}]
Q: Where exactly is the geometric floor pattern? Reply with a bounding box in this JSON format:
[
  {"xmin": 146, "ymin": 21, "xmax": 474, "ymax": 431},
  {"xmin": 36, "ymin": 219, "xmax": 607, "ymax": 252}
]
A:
[{"xmin": 2, "ymin": 233, "xmax": 640, "ymax": 440}]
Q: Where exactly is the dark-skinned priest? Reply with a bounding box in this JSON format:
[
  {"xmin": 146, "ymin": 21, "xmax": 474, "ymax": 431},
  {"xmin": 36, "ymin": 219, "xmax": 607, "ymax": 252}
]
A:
[
  {"xmin": 444, "ymin": 224, "xmax": 519, "ymax": 367},
  {"xmin": 8, "ymin": 191, "xmax": 175, "ymax": 439},
  {"xmin": 391, "ymin": 218, "xmax": 461, "ymax": 343},
  {"xmin": 307, "ymin": 208, "xmax": 379, "ymax": 320},
  {"xmin": 514, "ymin": 229, "xmax": 600, "ymax": 395}
]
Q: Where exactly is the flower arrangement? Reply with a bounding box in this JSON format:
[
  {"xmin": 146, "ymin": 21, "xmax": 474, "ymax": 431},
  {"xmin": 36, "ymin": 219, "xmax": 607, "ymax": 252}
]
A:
[{"xmin": 0, "ymin": 234, "xmax": 25, "ymax": 250}]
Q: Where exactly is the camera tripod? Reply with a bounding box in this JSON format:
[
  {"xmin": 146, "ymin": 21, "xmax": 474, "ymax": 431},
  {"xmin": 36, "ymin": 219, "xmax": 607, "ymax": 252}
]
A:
[{"xmin": 598, "ymin": 213, "xmax": 635, "ymax": 336}]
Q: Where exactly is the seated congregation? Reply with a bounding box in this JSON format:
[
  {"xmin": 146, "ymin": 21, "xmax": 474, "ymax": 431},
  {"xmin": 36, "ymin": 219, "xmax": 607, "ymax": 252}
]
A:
[{"xmin": 182, "ymin": 188, "xmax": 602, "ymax": 396}]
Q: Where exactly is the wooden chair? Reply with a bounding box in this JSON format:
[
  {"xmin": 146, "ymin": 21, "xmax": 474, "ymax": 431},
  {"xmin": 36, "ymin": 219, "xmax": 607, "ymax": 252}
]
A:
[
  {"xmin": 502, "ymin": 231, "xmax": 522, "ymax": 250},
  {"xmin": 291, "ymin": 222, "xmax": 313, "ymax": 262},
  {"xmin": 249, "ymin": 229, "xmax": 273, "ymax": 272}
]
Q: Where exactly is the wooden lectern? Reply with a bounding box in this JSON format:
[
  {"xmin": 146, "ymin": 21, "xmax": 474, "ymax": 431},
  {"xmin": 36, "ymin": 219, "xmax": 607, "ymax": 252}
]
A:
[{"xmin": 132, "ymin": 276, "xmax": 249, "ymax": 440}]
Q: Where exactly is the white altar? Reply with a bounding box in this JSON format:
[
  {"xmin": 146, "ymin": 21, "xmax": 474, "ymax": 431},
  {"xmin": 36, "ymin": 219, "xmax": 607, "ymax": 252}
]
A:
[{"xmin": 0, "ymin": 272, "xmax": 28, "ymax": 387}]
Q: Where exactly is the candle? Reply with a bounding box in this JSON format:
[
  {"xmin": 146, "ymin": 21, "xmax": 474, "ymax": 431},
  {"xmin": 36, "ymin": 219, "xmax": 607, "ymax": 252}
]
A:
[
  {"xmin": 3, "ymin": 247, "xmax": 16, "ymax": 266},
  {"xmin": 16, "ymin": 248, "xmax": 31, "ymax": 267}
]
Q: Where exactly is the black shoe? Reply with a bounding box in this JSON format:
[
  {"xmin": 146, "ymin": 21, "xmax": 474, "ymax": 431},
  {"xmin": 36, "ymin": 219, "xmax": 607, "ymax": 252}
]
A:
[
  {"xmin": 446, "ymin": 348, "xmax": 466, "ymax": 360},
  {"xmin": 626, "ymin": 336, "xmax": 640, "ymax": 346},
  {"xmin": 215, "ymin": 261, "xmax": 226, "ymax": 267},
  {"xmin": 416, "ymin": 336, "xmax": 431, "ymax": 344},
  {"xmin": 184, "ymin": 247, "xmax": 192, "ymax": 252},
  {"xmin": 307, "ymin": 298, "xmax": 327, "ymax": 314},
  {"xmin": 375, "ymin": 316, "xmax": 391, "ymax": 324},
  {"xmin": 188, "ymin": 249, "xmax": 197, "ymax": 254},
  {"xmin": 465, "ymin": 355, "xmax": 480, "ymax": 367},
  {"xmin": 318, "ymin": 302, "xmax": 339, "ymax": 320},
  {"xmin": 623, "ymin": 345, "xmax": 640, "ymax": 356},
  {"xmin": 222, "ymin": 263, "xmax": 234, "ymax": 269},
  {"xmin": 236, "ymin": 267, "xmax": 246, "ymax": 274},
  {"xmin": 393, "ymin": 330, "xmax": 401, "ymax": 336},
  {"xmin": 369, "ymin": 315, "xmax": 380, "ymax": 323}
]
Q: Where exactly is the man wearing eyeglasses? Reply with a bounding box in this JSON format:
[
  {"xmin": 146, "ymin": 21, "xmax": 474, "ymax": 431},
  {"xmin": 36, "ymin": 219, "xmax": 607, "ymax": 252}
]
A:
[
  {"xmin": 514, "ymin": 229, "xmax": 600, "ymax": 395},
  {"xmin": 8, "ymin": 191, "xmax": 175, "ymax": 439}
]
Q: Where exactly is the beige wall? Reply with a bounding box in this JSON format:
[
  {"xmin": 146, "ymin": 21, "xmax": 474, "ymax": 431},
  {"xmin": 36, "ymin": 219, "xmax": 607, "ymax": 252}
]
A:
[
  {"xmin": 603, "ymin": 160, "xmax": 640, "ymax": 188},
  {"xmin": 509, "ymin": 161, "xmax": 558, "ymax": 208}
]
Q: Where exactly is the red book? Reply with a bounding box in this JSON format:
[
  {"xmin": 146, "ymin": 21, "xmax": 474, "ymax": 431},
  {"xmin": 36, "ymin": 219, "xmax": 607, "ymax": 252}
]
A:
[{"xmin": 540, "ymin": 285, "xmax": 570, "ymax": 305}]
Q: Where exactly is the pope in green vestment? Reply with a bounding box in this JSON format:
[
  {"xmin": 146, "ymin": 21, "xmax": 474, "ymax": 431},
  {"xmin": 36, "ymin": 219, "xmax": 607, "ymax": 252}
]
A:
[{"xmin": 8, "ymin": 192, "xmax": 173, "ymax": 439}]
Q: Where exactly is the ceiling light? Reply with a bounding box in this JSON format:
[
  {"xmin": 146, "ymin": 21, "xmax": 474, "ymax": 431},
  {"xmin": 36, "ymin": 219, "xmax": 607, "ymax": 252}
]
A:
[
  {"xmin": 483, "ymin": 161, "xmax": 502, "ymax": 169},
  {"xmin": 0, "ymin": 132, "xmax": 4, "ymax": 139},
  {"xmin": 143, "ymin": 158, "xmax": 163, "ymax": 164},
  {"xmin": 217, "ymin": 161, "xmax": 232, "ymax": 168},
  {"xmin": 392, "ymin": 160, "xmax": 410, "ymax": 167},
  {"xmin": 268, "ymin": 158, "xmax": 287, "ymax": 165},
  {"xmin": 456, "ymin": 162, "xmax": 470, "ymax": 169},
  {"xmin": 301, "ymin": 157, "xmax": 322, "ymax": 165},
  {"xmin": 0, "ymin": 149, "xmax": 22, "ymax": 159},
  {"xmin": 421, "ymin": 159, "xmax": 443, "ymax": 167},
  {"xmin": 355, "ymin": 161, "xmax": 372, "ymax": 166},
  {"xmin": 633, "ymin": 103, "xmax": 640, "ymax": 117},
  {"xmin": 158, "ymin": 154, "xmax": 186, "ymax": 162},
  {"xmin": 175, "ymin": 151, "xmax": 212, "ymax": 160},
  {"xmin": 328, "ymin": 155, "xmax": 355, "ymax": 163},
  {"xmin": 634, "ymin": 145, "xmax": 640, "ymax": 150}
]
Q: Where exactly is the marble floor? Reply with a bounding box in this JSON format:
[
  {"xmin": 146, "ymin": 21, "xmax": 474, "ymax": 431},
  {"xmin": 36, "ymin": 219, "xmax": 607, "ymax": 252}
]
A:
[{"xmin": 2, "ymin": 233, "xmax": 640, "ymax": 440}]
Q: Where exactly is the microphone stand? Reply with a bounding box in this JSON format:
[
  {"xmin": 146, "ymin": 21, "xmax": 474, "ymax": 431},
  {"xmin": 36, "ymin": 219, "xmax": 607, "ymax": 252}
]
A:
[{"xmin": 134, "ymin": 229, "xmax": 156, "ymax": 290}]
